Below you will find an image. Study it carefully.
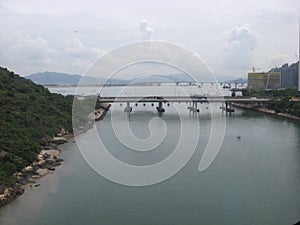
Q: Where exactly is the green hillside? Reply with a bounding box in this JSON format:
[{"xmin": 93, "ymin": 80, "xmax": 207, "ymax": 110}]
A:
[
  {"xmin": 0, "ymin": 67, "xmax": 75, "ymax": 186},
  {"xmin": 242, "ymin": 89, "xmax": 300, "ymax": 117}
]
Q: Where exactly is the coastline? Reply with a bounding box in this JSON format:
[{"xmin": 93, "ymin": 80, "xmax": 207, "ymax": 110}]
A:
[
  {"xmin": 232, "ymin": 103, "xmax": 300, "ymax": 123},
  {"xmin": 0, "ymin": 103, "xmax": 111, "ymax": 208}
]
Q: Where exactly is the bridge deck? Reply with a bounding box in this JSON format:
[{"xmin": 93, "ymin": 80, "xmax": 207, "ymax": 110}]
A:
[{"xmin": 97, "ymin": 96, "xmax": 270, "ymax": 103}]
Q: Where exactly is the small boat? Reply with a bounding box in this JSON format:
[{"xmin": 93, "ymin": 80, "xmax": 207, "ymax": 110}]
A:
[{"xmin": 237, "ymin": 135, "xmax": 241, "ymax": 140}]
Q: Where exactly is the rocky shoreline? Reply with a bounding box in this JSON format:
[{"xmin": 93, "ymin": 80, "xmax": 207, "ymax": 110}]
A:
[
  {"xmin": 75, "ymin": 103, "xmax": 111, "ymax": 136},
  {"xmin": 232, "ymin": 103, "xmax": 300, "ymax": 122},
  {"xmin": 0, "ymin": 139, "xmax": 67, "ymax": 208},
  {"xmin": 0, "ymin": 103, "xmax": 111, "ymax": 208}
]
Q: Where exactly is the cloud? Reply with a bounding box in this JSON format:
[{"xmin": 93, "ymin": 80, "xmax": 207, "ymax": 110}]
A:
[
  {"xmin": 254, "ymin": 52, "xmax": 295, "ymax": 71},
  {"xmin": 0, "ymin": 27, "xmax": 105, "ymax": 75},
  {"xmin": 0, "ymin": 29, "xmax": 56, "ymax": 74},
  {"xmin": 257, "ymin": 8, "xmax": 299, "ymax": 25},
  {"xmin": 222, "ymin": 24, "xmax": 257, "ymax": 70},
  {"xmin": 0, "ymin": 0, "xmax": 298, "ymax": 77},
  {"xmin": 140, "ymin": 20, "xmax": 154, "ymax": 40},
  {"xmin": 63, "ymin": 38, "xmax": 105, "ymax": 68}
]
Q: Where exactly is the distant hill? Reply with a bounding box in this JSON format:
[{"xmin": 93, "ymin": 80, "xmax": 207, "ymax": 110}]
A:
[
  {"xmin": 26, "ymin": 72, "xmax": 195, "ymax": 85},
  {"xmin": 26, "ymin": 71, "xmax": 244, "ymax": 85},
  {"xmin": 126, "ymin": 73, "xmax": 195, "ymax": 84},
  {"xmin": 115, "ymin": 73, "xmax": 243, "ymax": 84},
  {"xmin": 26, "ymin": 72, "xmax": 123, "ymax": 85},
  {"xmin": 26, "ymin": 72, "xmax": 82, "ymax": 85},
  {"xmin": 223, "ymin": 78, "xmax": 248, "ymax": 84},
  {"xmin": 158, "ymin": 73, "xmax": 195, "ymax": 83},
  {"xmin": 134, "ymin": 74, "xmax": 246, "ymax": 84}
]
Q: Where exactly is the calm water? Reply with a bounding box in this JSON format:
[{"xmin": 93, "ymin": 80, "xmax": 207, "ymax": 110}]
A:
[{"xmin": 1, "ymin": 86, "xmax": 300, "ymax": 225}]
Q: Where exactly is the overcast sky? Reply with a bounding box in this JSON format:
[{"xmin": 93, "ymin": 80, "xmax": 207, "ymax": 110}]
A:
[{"xmin": 0, "ymin": 0, "xmax": 299, "ymax": 78}]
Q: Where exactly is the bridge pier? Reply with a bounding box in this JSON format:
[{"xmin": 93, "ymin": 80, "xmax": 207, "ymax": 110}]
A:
[
  {"xmin": 220, "ymin": 102, "xmax": 234, "ymax": 113},
  {"xmin": 124, "ymin": 102, "xmax": 132, "ymax": 117},
  {"xmin": 188, "ymin": 101, "xmax": 200, "ymax": 117},
  {"xmin": 225, "ymin": 102, "xmax": 234, "ymax": 113},
  {"xmin": 156, "ymin": 102, "xmax": 165, "ymax": 113},
  {"xmin": 195, "ymin": 102, "xmax": 199, "ymax": 112}
]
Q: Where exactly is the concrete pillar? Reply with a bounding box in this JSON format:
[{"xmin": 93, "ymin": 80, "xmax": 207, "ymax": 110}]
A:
[
  {"xmin": 157, "ymin": 101, "xmax": 165, "ymax": 113},
  {"xmin": 124, "ymin": 102, "xmax": 132, "ymax": 116}
]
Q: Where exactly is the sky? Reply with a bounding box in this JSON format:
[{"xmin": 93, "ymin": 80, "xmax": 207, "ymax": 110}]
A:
[{"xmin": 0, "ymin": 0, "xmax": 299, "ymax": 78}]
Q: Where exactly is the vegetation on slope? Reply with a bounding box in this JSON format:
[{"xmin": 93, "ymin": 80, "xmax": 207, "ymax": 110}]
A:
[
  {"xmin": 242, "ymin": 89, "xmax": 300, "ymax": 117},
  {"xmin": 0, "ymin": 67, "xmax": 75, "ymax": 186},
  {"xmin": 0, "ymin": 67, "xmax": 101, "ymax": 188}
]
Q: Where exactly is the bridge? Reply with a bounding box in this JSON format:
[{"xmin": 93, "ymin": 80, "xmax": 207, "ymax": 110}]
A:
[{"xmin": 97, "ymin": 95, "xmax": 270, "ymax": 114}]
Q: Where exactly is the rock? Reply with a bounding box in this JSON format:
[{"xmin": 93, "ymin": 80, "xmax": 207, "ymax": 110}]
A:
[
  {"xmin": 37, "ymin": 154, "xmax": 44, "ymax": 160},
  {"xmin": 32, "ymin": 161, "xmax": 39, "ymax": 166},
  {"xmin": 24, "ymin": 166, "xmax": 33, "ymax": 172},
  {"xmin": 88, "ymin": 110, "xmax": 104, "ymax": 121},
  {"xmin": 4, "ymin": 189, "xmax": 10, "ymax": 197},
  {"xmin": 19, "ymin": 179, "xmax": 28, "ymax": 185},
  {"xmin": 46, "ymin": 166, "xmax": 55, "ymax": 171},
  {"xmin": 16, "ymin": 187, "xmax": 24, "ymax": 195},
  {"xmin": 41, "ymin": 152, "xmax": 49, "ymax": 158},
  {"xmin": 50, "ymin": 137, "xmax": 67, "ymax": 144},
  {"xmin": 28, "ymin": 179, "xmax": 36, "ymax": 184},
  {"xmin": 52, "ymin": 162, "xmax": 62, "ymax": 167},
  {"xmin": 38, "ymin": 160, "xmax": 46, "ymax": 167},
  {"xmin": 49, "ymin": 155, "xmax": 57, "ymax": 160},
  {"xmin": 100, "ymin": 103, "xmax": 111, "ymax": 110},
  {"xmin": 46, "ymin": 158, "xmax": 56, "ymax": 164},
  {"xmin": 36, "ymin": 168, "xmax": 48, "ymax": 176},
  {"xmin": 0, "ymin": 194, "xmax": 6, "ymax": 201},
  {"xmin": 56, "ymin": 128, "xmax": 67, "ymax": 137},
  {"xmin": 56, "ymin": 158, "xmax": 64, "ymax": 162},
  {"xmin": 43, "ymin": 150, "xmax": 60, "ymax": 157}
]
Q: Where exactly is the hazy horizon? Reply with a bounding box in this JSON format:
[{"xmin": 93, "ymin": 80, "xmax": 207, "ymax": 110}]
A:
[{"xmin": 0, "ymin": 0, "xmax": 299, "ymax": 78}]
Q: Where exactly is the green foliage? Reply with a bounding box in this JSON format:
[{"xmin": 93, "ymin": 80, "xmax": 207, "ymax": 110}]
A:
[
  {"xmin": 0, "ymin": 67, "xmax": 102, "ymax": 187},
  {"xmin": 0, "ymin": 67, "xmax": 75, "ymax": 186},
  {"xmin": 0, "ymin": 171, "xmax": 7, "ymax": 184},
  {"xmin": 242, "ymin": 88, "xmax": 300, "ymax": 98},
  {"xmin": 2, "ymin": 162, "xmax": 16, "ymax": 176},
  {"xmin": 266, "ymin": 99, "xmax": 300, "ymax": 117},
  {"xmin": 243, "ymin": 89, "xmax": 300, "ymax": 117}
]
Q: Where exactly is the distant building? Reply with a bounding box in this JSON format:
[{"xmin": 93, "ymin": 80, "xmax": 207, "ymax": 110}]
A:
[
  {"xmin": 247, "ymin": 72, "xmax": 281, "ymax": 90},
  {"xmin": 270, "ymin": 61, "xmax": 299, "ymax": 88}
]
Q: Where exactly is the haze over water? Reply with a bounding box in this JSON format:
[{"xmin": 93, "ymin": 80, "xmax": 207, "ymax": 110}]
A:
[{"xmin": 1, "ymin": 86, "xmax": 300, "ymax": 225}]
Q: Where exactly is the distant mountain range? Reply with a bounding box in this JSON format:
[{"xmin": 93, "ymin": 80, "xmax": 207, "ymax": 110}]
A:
[
  {"xmin": 26, "ymin": 71, "xmax": 246, "ymax": 86},
  {"xmin": 222, "ymin": 78, "xmax": 247, "ymax": 84},
  {"xmin": 26, "ymin": 72, "xmax": 101, "ymax": 85}
]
